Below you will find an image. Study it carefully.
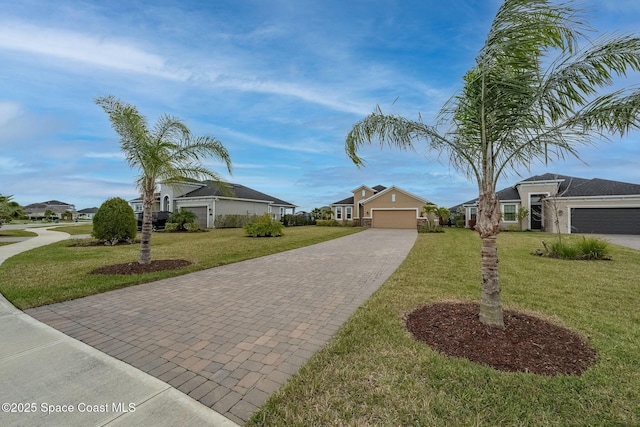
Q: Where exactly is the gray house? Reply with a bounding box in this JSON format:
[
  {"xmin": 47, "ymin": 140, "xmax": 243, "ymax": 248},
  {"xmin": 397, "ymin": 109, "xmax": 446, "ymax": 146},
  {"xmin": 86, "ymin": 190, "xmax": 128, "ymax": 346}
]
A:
[
  {"xmin": 23, "ymin": 200, "xmax": 77, "ymax": 220},
  {"xmin": 130, "ymin": 181, "xmax": 296, "ymax": 228},
  {"xmin": 460, "ymin": 173, "xmax": 640, "ymax": 235}
]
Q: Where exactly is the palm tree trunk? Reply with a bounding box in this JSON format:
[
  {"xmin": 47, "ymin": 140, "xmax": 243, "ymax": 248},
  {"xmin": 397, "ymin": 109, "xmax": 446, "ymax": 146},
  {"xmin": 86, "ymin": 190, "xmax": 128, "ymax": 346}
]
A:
[
  {"xmin": 139, "ymin": 188, "xmax": 154, "ymax": 265},
  {"xmin": 476, "ymin": 190, "xmax": 504, "ymax": 328}
]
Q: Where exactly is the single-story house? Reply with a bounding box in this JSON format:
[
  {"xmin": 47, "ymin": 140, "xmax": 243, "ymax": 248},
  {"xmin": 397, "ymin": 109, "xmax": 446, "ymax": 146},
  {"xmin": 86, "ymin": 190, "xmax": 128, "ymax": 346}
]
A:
[
  {"xmin": 77, "ymin": 207, "xmax": 99, "ymax": 220},
  {"xmin": 331, "ymin": 185, "xmax": 431, "ymax": 229},
  {"xmin": 23, "ymin": 200, "xmax": 77, "ymax": 220},
  {"xmin": 129, "ymin": 181, "xmax": 296, "ymax": 229},
  {"xmin": 460, "ymin": 173, "xmax": 640, "ymax": 234}
]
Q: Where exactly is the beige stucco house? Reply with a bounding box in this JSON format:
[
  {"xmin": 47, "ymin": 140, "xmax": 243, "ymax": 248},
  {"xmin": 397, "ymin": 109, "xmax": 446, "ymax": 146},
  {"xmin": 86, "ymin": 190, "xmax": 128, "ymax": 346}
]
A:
[
  {"xmin": 129, "ymin": 181, "xmax": 296, "ymax": 228},
  {"xmin": 460, "ymin": 173, "xmax": 640, "ymax": 234},
  {"xmin": 331, "ymin": 185, "xmax": 431, "ymax": 229}
]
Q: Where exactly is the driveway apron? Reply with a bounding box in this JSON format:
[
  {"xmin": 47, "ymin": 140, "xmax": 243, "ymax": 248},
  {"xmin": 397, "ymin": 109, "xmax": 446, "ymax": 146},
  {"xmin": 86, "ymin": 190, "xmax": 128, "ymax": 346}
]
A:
[{"xmin": 26, "ymin": 228, "xmax": 417, "ymax": 424}]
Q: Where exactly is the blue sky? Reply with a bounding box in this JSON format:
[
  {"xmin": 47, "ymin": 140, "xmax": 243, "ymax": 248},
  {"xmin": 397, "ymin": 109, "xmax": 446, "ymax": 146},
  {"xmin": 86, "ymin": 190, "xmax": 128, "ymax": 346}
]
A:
[{"xmin": 1, "ymin": 0, "xmax": 639, "ymax": 212}]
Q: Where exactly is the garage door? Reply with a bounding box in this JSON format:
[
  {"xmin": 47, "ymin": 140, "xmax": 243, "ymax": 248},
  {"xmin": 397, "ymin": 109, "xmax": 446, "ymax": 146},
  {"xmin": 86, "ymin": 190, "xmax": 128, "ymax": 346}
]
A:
[
  {"xmin": 571, "ymin": 208, "xmax": 640, "ymax": 235},
  {"xmin": 183, "ymin": 206, "xmax": 208, "ymax": 228},
  {"xmin": 372, "ymin": 210, "xmax": 416, "ymax": 229}
]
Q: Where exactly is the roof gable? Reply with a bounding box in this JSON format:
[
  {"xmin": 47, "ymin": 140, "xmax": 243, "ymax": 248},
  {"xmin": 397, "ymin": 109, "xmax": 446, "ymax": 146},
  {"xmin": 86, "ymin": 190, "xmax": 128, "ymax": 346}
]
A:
[{"xmin": 363, "ymin": 185, "xmax": 429, "ymax": 205}]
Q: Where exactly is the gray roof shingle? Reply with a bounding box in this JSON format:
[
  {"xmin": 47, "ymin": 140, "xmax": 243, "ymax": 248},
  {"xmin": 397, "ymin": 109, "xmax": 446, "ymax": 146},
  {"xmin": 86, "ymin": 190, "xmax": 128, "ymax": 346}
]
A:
[
  {"xmin": 183, "ymin": 182, "xmax": 296, "ymax": 207},
  {"xmin": 460, "ymin": 173, "xmax": 640, "ymax": 205}
]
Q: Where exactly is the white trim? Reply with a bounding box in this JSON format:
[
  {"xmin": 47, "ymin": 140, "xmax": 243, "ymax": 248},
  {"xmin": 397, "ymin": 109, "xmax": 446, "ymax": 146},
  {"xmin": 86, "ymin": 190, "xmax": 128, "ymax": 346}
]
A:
[
  {"xmin": 501, "ymin": 203, "xmax": 519, "ymax": 223},
  {"xmin": 547, "ymin": 194, "xmax": 640, "ymax": 201},
  {"xmin": 175, "ymin": 203, "xmax": 210, "ymax": 228},
  {"xmin": 528, "ymin": 192, "xmax": 550, "ymax": 230},
  {"xmin": 516, "ymin": 179, "xmax": 565, "ymax": 186}
]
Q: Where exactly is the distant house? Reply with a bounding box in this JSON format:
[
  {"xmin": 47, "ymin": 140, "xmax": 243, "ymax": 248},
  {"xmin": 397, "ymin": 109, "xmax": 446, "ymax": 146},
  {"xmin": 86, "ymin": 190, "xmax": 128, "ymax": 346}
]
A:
[
  {"xmin": 77, "ymin": 207, "xmax": 99, "ymax": 220},
  {"xmin": 331, "ymin": 185, "xmax": 431, "ymax": 229},
  {"xmin": 129, "ymin": 181, "xmax": 296, "ymax": 228},
  {"xmin": 459, "ymin": 173, "xmax": 640, "ymax": 234},
  {"xmin": 23, "ymin": 200, "xmax": 77, "ymax": 220}
]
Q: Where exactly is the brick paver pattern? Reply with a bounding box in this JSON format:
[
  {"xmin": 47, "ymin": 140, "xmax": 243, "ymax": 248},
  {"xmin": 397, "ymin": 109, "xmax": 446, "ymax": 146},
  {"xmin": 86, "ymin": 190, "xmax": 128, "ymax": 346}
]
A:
[{"xmin": 27, "ymin": 229, "xmax": 417, "ymax": 424}]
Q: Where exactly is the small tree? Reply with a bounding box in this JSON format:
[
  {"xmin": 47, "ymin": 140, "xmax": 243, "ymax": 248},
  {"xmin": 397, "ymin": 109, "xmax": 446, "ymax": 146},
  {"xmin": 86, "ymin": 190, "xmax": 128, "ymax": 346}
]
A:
[
  {"xmin": 96, "ymin": 95, "xmax": 232, "ymax": 264},
  {"xmin": 436, "ymin": 207, "xmax": 450, "ymax": 226},
  {"xmin": 516, "ymin": 207, "xmax": 529, "ymax": 231},
  {"xmin": 92, "ymin": 197, "xmax": 137, "ymax": 245},
  {"xmin": 422, "ymin": 203, "xmax": 439, "ymax": 231},
  {"xmin": 245, "ymin": 213, "xmax": 284, "ymax": 237},
  {"xmin": 44, "ymin": 209, "xmax": 56, "ymax": 221},
  {"xmin": 167, "ymin": 208, "xmax": 198, "ymax": 231}
]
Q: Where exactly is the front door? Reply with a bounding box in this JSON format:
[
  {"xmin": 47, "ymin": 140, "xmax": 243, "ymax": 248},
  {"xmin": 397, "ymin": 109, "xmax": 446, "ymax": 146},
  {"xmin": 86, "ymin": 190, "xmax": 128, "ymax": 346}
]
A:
[{"xmin": 531, "ymin": 205, "xmax": 542, "ymax": 230}]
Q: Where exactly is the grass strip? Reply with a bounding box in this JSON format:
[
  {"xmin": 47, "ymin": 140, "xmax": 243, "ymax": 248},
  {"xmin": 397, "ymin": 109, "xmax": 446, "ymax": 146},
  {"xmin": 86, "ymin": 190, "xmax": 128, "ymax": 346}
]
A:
[{"xmin": 0, "ymin": 226, "xmax": 361, "ymax": 309}]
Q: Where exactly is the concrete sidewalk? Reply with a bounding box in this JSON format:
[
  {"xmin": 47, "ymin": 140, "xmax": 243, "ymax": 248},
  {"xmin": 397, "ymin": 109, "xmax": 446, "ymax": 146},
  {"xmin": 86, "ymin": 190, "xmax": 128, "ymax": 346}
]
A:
[{"xmin": 0, "ymin": 227, "xmax": 238, "ymax": 427}]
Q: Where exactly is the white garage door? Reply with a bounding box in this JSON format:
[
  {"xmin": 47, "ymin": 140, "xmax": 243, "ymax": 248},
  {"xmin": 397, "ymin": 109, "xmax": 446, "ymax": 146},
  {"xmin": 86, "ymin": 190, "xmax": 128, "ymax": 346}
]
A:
[
  {"xmin": 183, "ymin": 206, "xmax": 208, "ymax": 228},
  {"xmin": 372, "ymin": 210, "xmax": 416, "ymax": 229}
]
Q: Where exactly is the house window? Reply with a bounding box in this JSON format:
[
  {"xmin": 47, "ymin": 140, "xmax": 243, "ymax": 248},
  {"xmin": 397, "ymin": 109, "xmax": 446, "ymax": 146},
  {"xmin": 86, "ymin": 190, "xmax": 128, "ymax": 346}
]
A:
[
  {"xmin": 346, "ymin": 206, "xmax": 352, "ymax": 220},
  {"xmin": 362, "ymin": 189, "xmax": 365, "ymax": 197},
  {"xmin": 280, "ymin": 207, "xmax": 284, "ymax": 217},
  {"xmin": 391, "ymin": 194, "xmax": 396, "ymax": 202},
  {"xmin": 469, "ymin": 207, "xmax": 477, "ymax": 220},
  {"xmin": 503, "ymin": 204, "xmax": 517, "ymax": 221},
  {"xmin": 336, "ymin": 207, "xmax": 343, "ymax": 220}
]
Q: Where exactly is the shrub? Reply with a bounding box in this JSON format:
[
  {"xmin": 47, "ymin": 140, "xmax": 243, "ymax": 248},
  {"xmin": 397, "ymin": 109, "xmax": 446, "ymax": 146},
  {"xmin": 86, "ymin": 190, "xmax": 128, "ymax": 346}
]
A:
[
  {"xmin": 539, "ymin": 237, "xmax": 611, "ymax": 260},
  {"xmin": 168, "ymin": 208, "xmax": 198, "ymax": 231},
  {"xmin": 164, "ymin": 222, "xmax": 179, "ymax": 232},
  {"xmin": 316, "ymin": 219, "xmax": 340, "ymax": 227},
  {"xmin": 215, "ymin": 214, "xmax": 257, "ymax": 228},
  {"xmin": 549, "ymin": 241, "xmax": 581, "ymax": 259},
  {"xmin": 282, "ymin": 214, "xmax": 316, "ymax": 226},
  {"xmin": 184, "ymin": 221, "xmax": 201, "ymax": 232},
  {"xmin": 92, "ymin": 197, "xmax": 137, "ymax": 245},
  {"xmin": 245, "ymin": 213, "xmax": 284, "ymax": 237},
  {"xmin": 576, "ymin": 237, "xmax": 610, "ymax": 260},
  {"xmin": 418, "ymin": 224, "xmax": 444, "ymax": 233}
]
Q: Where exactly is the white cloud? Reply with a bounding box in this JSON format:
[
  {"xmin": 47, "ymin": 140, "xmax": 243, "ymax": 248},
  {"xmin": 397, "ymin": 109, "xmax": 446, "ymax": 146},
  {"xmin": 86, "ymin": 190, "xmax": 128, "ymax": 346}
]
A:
[
  {"xmin": 216, "ymin": 126, "xmax": 330, "ymax": 154},
  {"xmin": 0, "ymin": 21, "xmax": 185, "ymax": 80}
]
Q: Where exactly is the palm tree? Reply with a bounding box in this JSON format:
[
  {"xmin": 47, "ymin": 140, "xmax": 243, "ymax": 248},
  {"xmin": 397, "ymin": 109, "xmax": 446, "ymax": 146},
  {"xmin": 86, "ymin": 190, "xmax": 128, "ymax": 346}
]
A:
[
  {"xmin": 422, "ymin": 203, "xmax": 439, "ymax": 231},
  {"xmin": 96, "ymin": 95, "xmax": 233, "ymax": 265},
  {"xmin": 0, "ymin": 195, "xmax": 23, "ymax": 222},
  {"xmin": 346, "ymin": 0, "xmax": 640, "ymax": 328}
]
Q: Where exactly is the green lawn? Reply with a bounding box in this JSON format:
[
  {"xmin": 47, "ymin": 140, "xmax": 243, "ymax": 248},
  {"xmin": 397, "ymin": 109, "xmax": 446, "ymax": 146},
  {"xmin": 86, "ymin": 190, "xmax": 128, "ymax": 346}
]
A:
[
  {"xmin": 0, "ymin": 226, "xmax": 361, "ymax": 309},
  {"xmin": 248, "ymin": 228, "xmax": 640, "ymax": 426},
  {"xmin": 0, "ymin": 229, "xmax": 38, "ymax": 237},
  {"xmin": 52, "ymin": 223, "xmax": 94, "ymax": 235}
]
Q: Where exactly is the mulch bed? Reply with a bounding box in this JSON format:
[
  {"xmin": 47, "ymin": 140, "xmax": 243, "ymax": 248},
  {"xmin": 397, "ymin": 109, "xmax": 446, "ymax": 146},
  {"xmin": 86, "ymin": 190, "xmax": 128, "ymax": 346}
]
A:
[
  {"xmin": 89, "ymin": 259, "xmax": 192, "ymax": 275},
  {"xmin": 406, "ymin": 302, "xmax": 596, "ymax": 376}
]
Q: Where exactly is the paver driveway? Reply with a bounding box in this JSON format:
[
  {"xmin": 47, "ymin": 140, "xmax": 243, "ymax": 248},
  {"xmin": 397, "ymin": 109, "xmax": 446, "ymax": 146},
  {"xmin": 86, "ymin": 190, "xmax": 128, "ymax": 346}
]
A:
[{"xmin": 27, "ymin": 228, "xmax": 417, "ymax": 424}]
